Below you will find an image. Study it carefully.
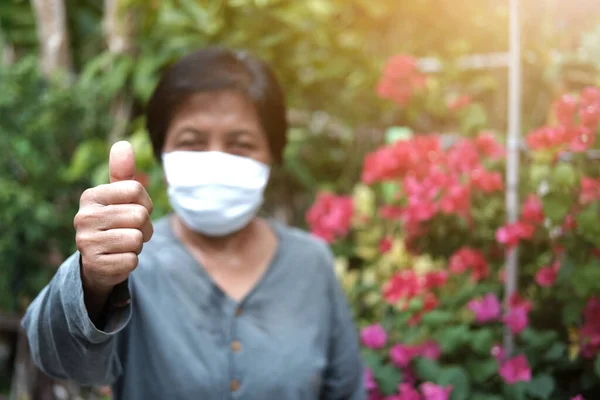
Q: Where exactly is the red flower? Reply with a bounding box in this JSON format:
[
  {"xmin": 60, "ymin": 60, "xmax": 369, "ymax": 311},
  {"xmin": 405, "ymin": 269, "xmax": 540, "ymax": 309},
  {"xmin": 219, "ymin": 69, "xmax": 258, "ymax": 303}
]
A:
[
  {"xmin": 496, "ymin": 221, "xmax": 535, "ymax": 248},
  {"xmin": 377, "ymin": 55, "xmax": 427, "ymax": 107},
  {"xmin": 475, "ymin": 131, "xmax": 506, "ymax": 159},
  {"xmin": 579, "ymin": 177, "xmax": 600, "ymax": 205},
  {"xmin": 383, "ymin": 270, "xmax": 421, "ymax": 304},
  {"xmin": 423, "ymin": 271, "xmax": 448, "ymax": 289},
  {"xmin": 525, "ymin": 126, "xmax": 570, "ymax": 151},
  {"xmin": 521, "ymin": 194, "xmax": 544, "ymax": 224},
  {"xmin": 439, "ymin": 184, "xmax": 470, "ymax": 216},
  {"xmin": 535, "ymin": 260, "xmax": 560, "ymax": 287},
  {"xmin": 580, "ymin": 103, "xmax": 600, "ymax": 130},
  {"xmin": 554, "ymin": 94, "xmax": 578, "ymax": 127},
  {"xmin": 306, "ymin": 193, "xmax": 353, "ymax": 243},
  {"xmin": 471, "ymin": 168, "xmax": 504, "ymax": 193},
  {"xmin": 378, "ymin": 237, "xmax": 393, "ymax": 253},
  {"xmin": 568, "ymin": 126, "xmax": 595, "ymax": 152},
  {"xmin": 447, "ymin": 140, "xmax": 480, "ymax": 174},
  {"xmin": 449, "ymin": 247, "xmax": 489, "ymax": 281}
]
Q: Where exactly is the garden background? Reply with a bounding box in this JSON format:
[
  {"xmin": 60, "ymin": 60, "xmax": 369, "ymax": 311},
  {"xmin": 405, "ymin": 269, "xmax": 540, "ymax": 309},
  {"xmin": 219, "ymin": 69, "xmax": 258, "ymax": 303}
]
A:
[{"xmin": 1, "ymin": 0, "xmax": 600, "ymax": 399}]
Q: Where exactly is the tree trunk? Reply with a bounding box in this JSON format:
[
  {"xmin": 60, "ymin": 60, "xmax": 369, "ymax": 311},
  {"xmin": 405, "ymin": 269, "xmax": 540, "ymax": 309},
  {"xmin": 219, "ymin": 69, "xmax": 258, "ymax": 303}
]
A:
[
  {"xmin": 104, "ymin": 0, "xmax": 135, "ymax": 143},
  {"xmin": 9, "ymin": 331, "xmax": 37, "ymax": 400},
  {"xmin": 30, "ymin": 0, "xmax": 73, "ymax": 78}
]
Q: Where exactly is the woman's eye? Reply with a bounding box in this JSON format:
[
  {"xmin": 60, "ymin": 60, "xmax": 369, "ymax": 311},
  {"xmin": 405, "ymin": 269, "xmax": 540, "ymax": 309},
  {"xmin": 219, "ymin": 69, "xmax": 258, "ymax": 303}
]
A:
[{"xmin": 233, "ymin": 142, "xmax": 255, "ymax": 150}]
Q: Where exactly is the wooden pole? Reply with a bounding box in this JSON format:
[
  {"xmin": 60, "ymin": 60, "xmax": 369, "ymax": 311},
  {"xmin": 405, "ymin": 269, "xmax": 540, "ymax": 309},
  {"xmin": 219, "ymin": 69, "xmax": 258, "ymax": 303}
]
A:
[{"xmin": 504, "ymin": 0, "xmax": 522, "ymax": 357}]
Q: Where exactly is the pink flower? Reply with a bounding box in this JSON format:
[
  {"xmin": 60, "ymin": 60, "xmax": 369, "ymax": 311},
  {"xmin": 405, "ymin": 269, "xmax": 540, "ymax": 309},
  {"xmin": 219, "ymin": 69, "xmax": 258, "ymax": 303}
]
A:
[
  {"xmin": 521, "ymin": 194, "xmax": 544, "ymax": 224},
  {"xmin": 361, "ymin": 324, "xmax": 388, "ymax": 349},
  {"xmin": 418, "ymin": 340, "xmax": 441, "ymax": 360},
  {"xmin": 535, "ymin": 261, "xmax": 560, "ymax": 287},
  {"xmin": 496, "ymin": 221, "xmax": 535, "ymax": 248},
  {"xmin": 364, "ymin": 368, "xmax": 378, "ymax": 391},
  {"xmin": 468, "ymin": 293, "xmax": 501, "ymax": 323},
  {"xmin": 449, "ymin": 247, "xmax": 489, "ymax": 281},
  {"xmin": 571, "ymin": 395, "xmax": 585, "ymax": 400},
  {"xmin": 581, "ymin": 296, "xmax": 600, "ymax": 358},
  {"xmin": 379, "ymin": 237, "xmax": 393, "ymax": 253},
  {"xmin": 397, "ymin": 384, "xmax": 421, "ymax": 400},
  {"xmin": 420, "ymin": 382, "xmax": 453, "ymax": 400},
  {"xmin": 306, "ymin": 193, "xmax": 353, "ymax": 243},
  {"xmin": 390, "ymin": 344, "xmax": 419, "ymax": 368},
  {"xmin": 504, "ymin": 306, "xmax": 529, "ymax": 334},
  {"xmin": 499, "ymin": 354, "xmax": 531, "ymax": 384},
  {"xmin": 475, "ymin": 131, "xmax": 506, "ymax": 159}
]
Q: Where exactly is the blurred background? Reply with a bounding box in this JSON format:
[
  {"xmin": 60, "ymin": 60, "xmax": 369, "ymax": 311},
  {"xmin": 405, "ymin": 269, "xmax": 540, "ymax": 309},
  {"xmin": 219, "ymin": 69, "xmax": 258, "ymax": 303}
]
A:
[{"xmin": 2, "ymin": 0, "xmax": 600, "ymax": 399}]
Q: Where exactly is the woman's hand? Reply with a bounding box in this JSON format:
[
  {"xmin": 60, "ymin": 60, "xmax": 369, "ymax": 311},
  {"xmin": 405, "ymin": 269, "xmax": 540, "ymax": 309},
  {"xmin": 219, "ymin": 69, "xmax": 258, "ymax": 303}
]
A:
[{"xmin": 74, "ymin": 141, "xmax": 154, "ymax": 306}]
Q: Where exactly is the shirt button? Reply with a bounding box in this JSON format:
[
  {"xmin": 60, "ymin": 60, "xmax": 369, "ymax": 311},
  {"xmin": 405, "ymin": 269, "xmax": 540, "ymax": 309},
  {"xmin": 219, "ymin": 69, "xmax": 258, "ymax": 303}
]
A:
[
  {"xmin": 231, "ymin": 340, "xmax": 242, "ymax": 352},
  {"xmin": 235, "ymin": 306, "xmax": 242, "ymax": 316},
  {"xmin": 230, "ymin": 379, "xmax": 240, "ymax": 392}
]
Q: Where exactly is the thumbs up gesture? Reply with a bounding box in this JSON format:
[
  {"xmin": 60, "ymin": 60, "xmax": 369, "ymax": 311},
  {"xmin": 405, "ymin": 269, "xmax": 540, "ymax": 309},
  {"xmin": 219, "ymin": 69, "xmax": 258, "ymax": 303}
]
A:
[{"xmin": 74, "ymin": 141, "xmax": 154, "ymax": 298}]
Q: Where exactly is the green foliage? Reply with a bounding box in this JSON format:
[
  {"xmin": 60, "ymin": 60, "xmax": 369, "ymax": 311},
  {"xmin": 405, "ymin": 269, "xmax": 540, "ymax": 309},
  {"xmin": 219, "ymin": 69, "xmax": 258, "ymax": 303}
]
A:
[{"xmin": 0, "ymin": 57, "xmax": 112, "ymax": 312}]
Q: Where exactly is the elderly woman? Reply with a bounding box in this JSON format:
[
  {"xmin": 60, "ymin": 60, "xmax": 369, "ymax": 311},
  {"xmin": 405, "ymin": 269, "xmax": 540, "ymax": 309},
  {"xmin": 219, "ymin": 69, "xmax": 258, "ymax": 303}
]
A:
[{"xmin": 22, "ymin": 47, "xmax": 365, "ymax": 399}]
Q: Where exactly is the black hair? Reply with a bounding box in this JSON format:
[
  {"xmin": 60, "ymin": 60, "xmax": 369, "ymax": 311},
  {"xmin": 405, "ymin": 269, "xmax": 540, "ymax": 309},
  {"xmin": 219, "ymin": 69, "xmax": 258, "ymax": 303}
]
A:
[{"xmin": 146, "ymin": 47, "xmax": 288, "ymax": 164}]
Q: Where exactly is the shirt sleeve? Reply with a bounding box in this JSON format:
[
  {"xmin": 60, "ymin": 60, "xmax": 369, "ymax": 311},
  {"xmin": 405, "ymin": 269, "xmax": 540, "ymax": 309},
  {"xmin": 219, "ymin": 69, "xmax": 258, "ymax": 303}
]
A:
[
  {"xmin": 320, "ymin": 246, "xmax": 367, "ymax": 400},
  {"xmin": 21, "ymin": 251, "xmax": 131, "ymax": 386}
]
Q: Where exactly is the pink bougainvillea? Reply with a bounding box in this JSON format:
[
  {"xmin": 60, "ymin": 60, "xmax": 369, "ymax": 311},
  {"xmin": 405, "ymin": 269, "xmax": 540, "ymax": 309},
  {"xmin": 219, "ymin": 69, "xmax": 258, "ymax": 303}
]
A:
[
  {"xmin": 306, "ymin": 193, "xmax": 353, "ymax": 243},
  {"xmin": 499, "ymin": 355, "xmax": 532, "ymax": 384}
]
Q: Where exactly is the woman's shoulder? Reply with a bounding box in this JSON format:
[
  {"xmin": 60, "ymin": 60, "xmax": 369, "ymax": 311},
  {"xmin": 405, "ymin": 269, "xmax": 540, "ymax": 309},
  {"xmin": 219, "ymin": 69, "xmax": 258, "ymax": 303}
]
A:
[{"xmin": 273, "ymin": 221, "xmax": 335, "ymax": 272}]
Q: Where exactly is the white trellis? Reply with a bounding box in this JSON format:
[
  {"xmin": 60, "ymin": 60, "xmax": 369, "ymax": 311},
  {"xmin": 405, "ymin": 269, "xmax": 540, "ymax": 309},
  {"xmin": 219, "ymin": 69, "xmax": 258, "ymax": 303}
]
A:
[{"xmin": 504, "ymin": 0, "xmax": 521, "ymax": 356}]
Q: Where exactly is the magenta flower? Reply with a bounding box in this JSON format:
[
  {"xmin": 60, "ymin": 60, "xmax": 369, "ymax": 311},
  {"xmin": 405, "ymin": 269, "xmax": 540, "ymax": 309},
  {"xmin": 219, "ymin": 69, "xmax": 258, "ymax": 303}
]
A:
[
  {"xmin": 418, "ymin": 340, "xmax": 441, "ymax": 360},
  {"xmin": 503, "ymin": 306, "xmax": 529, "ymax": 334},
  {"xmin": 390, "ymin": 344, "xmax": 418, "ymax": 368},
  {"xmin": 420, "ymin": 382, "xmax": 453, "ymax": 400},
  {"xmin": 571, "ymin": 395, "xmax": 585, "ymax": 400},
  {"xmin": 499, "ymin": 354, "xmax": 531, "ymax": 384},
  {"xmin": 364, "ymin": 368, "xmax": 378, "ymax": 391},
  {"xmin": 397, "ymin": 383, "xmax": 421, "ymax": 400},
  {"xmin": 468, "ymin": 293, "xmax": 501, "ymax": 323},
  {"xmin": 361, "ymin": 324, "xmax": 387, "ymax": 349},
  {"xmin": 535, "ymin": 261, "xmax": 560, "ymax": 287}
]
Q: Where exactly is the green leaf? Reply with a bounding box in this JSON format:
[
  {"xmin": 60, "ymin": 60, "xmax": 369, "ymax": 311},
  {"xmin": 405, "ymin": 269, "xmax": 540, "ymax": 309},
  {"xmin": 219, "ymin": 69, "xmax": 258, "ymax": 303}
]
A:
[
  {"xmin": 439, "ymin": 366, "xmax": 470, "ymax": 400},
  {"xmin": 503, "ymin": 382, "xmax": 526, "ymax": 400},
  {"xmin": 544, "ymin": 342, "xmax": 566, "ymax": 361},
  {"xmin": 436, "ymin": 325, "xmax": 470, "ymax": 354},
  {"xmin": 552, "ymin": 163, "xmax": 577, "ymax": 188},
  {"xmin": 576, "ymin": 203, "xmax": 600, "ymax": 246},
  {"xmin": 374, "ymin": 365, "xmax": 402, "ymax": 396},
  {"xmin": 595, "ymin": 355, "xmax": 600, "ymax": 378},
  {"xmin": 381, "ymin": 182, "xmax": 399, "ymax": 204},
  {"xmin": 471, "ymin": 328, "xmax": 494, "ymax": 355},
  {"xmin": 541, "ymin": 194, "xmax": 570, "ymax": 224},
  {"xmin": 466, "ymin": 358, "xmax": 498, "ymax": 384},
  {"xmin": 420, "ymin": 310, "xmax": 453, "ymax": 326},
  {"xmin": 413, "ymin": 357, "xmax": 442, "ymax": 382},
  {"xmin": 471, "ymin": 394, "xmax": 504, "ymax": 400},
  {"xmin": 557, "ymin": 255, "xmax": 575, "ymax": 283},
  {"xmin": 561, "ymin": 300, "xmax": 584, "ymax": 326},
  {"xmin": 525, "ymin": 374, "xmax": 555, "ymax": 399}
]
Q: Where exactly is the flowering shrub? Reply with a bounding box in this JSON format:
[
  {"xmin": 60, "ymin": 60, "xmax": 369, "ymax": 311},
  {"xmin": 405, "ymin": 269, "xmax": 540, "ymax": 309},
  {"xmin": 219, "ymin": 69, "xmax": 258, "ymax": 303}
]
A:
[{"xmin": 307, "ymin": 55, "xmax": 600, "ymax": 399}]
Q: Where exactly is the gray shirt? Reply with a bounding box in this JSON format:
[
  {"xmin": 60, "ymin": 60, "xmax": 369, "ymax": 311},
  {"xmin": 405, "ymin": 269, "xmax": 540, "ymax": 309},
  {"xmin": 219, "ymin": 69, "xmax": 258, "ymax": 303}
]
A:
[{"xmin": 22, "ymin": 216, "xmax": 366, "ymax": 400}]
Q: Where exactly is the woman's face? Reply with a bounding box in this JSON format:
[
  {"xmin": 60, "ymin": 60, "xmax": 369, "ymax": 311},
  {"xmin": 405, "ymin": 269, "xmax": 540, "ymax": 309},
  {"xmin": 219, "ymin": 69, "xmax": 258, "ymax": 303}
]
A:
[{"xmin": 163, "ymin": 91, "xmax": 272, "ymax": 165}]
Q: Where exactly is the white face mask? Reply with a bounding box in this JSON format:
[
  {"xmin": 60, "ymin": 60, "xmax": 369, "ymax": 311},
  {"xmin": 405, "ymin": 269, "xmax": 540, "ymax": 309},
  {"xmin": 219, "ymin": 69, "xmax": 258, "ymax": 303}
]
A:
[{"xmin": 162, "ymin": 151, "xmax": 270, "ymax": 237}]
